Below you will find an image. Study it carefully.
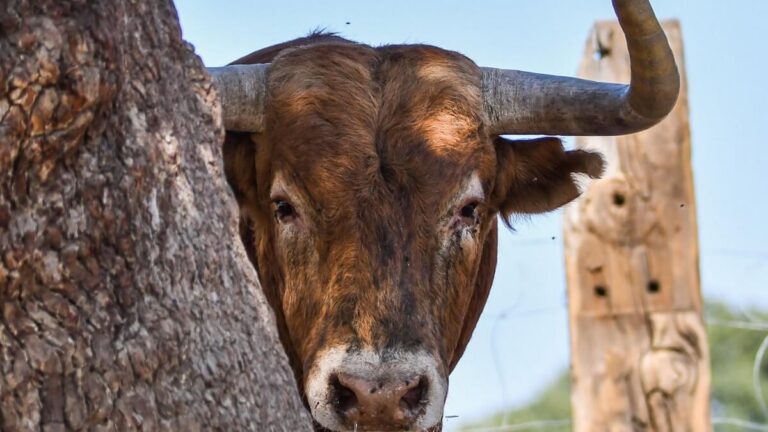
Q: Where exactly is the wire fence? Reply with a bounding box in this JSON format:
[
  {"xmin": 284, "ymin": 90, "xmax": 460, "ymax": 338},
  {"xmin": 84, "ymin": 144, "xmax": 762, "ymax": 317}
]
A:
[
  {"xmin": 455, "ymin": 246, "xmax": 768, "ymax": 432},
  {"xmin": 709, "ymin": 316, "xmax": 768, "ymax": 432}
]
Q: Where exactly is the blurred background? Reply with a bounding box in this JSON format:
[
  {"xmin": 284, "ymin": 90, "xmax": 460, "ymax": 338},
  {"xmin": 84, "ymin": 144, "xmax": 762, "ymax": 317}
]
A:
[{"xmin": 174, "ymin": 1, "xmax": 768, "ymax": 430}]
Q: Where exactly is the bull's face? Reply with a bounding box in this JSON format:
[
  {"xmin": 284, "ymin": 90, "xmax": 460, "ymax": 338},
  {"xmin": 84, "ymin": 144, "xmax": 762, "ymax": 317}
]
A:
[
  {"xmin": 263, "ymin": 45, "xmax": 495, "ymax": 431},
  {"xmin": 226, "ymin": 44, "xmax": 603, "ymax": 431},
  {"xmin": 218, "ymin": 2, "xmax": 678, "ymax": 429}
]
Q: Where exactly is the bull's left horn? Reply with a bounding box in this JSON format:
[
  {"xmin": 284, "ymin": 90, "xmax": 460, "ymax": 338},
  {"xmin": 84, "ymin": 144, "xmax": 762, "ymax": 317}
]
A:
[
  {"xmin": 481, "ymin": 0, "xmax": 679, "ymax": 136},
  {"xmin": 207, "ymin": 64, "xmax": 270, "ymax": 132}
]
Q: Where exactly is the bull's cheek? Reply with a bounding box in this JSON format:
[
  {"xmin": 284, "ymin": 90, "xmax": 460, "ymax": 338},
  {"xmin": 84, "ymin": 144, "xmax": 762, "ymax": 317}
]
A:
[
  {"xmin": 274, "ymin": 224, "xmax": 318, "ymax": 295},
  {"xmin": 281, "ymin": 291, "xmax": 327, "ymax": 365},
  {"xmin": 274, "ymin": 233, "xmax": 324, "ymax": 361},
  {"xmin": 435, "ymin": 229, "xmax": 485, "ymax": 356},
  {"xmin": 459, "ymin": 226, "xmax": 480, "ymax": 260},
  {"xmin": 449, "ymin": 225, "xmax": 483, "ymax": 278}
]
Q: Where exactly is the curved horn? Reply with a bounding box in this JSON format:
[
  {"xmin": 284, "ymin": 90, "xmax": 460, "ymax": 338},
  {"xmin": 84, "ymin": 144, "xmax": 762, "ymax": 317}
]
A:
[
  {"xmin": 482, "ymin": 0, "xmax": 679, "ymax": 136},
  {"xmin": 207, "ymin": 64, "xmax": 270, "ymax": 132}
]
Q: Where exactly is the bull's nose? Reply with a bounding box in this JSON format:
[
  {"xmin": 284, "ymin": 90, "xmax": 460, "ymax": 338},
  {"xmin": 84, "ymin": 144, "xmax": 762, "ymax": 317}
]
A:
[{"xmin": 329, "ymin": 372, "xmax": 428, "ymax": 430}]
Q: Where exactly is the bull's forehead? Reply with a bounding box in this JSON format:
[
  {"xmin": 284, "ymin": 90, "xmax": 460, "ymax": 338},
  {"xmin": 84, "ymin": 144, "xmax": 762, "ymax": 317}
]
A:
[{"xmin": 263, "ymin": 43, "xmax": 493, "ymax": 207}]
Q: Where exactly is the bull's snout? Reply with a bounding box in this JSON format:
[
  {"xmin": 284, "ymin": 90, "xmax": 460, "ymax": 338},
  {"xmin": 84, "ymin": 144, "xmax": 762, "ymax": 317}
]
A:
[
  {"xmin": 306, "ymin": 348, "xmax": 447, "ymax": 431},
  {"xmin": 329, "ymin": 372, "xmax": 428, "ymax": 429}
]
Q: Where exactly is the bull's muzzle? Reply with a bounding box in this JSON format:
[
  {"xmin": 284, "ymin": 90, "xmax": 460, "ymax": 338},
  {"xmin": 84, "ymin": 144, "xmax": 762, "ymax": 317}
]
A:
[
  {"xmin": 306, "ymin": 347, "xmax": 447, "ymax": 431},
  {"xmin": 330, "ymin": 372, "xmax": 428, "ymax": 429}
]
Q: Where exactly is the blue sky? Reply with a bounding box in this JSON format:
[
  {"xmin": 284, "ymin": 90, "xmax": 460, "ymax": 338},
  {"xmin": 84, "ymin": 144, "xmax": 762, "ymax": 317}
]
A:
[{"xmin": 175, "ymin": 0, "xmax": 768, "ymax": 428}]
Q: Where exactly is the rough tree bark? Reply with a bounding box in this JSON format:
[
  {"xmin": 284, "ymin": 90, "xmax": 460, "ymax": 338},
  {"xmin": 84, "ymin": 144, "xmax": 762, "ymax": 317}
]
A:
[{"xmin": 0, "ymin": 0, "xmax": 312, "ymax": 430}]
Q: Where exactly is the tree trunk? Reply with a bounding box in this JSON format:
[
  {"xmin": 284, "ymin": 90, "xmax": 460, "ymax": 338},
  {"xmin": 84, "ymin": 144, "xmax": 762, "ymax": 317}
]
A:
[{"xmin": 0, "ymin": 0, "xmax": 312, "ymax": 430}]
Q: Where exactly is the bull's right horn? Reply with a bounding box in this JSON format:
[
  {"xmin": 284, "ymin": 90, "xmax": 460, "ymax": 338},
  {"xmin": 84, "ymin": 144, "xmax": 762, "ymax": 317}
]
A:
[{"xmin": 207, "ymin": 63, "xmax": 270, "ymax": 133}]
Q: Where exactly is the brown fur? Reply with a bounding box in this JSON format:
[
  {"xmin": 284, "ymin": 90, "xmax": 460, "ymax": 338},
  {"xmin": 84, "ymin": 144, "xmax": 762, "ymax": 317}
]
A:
[{"xmin": 222, "ymin": 34, "xmax": 603, "ymax": 426}]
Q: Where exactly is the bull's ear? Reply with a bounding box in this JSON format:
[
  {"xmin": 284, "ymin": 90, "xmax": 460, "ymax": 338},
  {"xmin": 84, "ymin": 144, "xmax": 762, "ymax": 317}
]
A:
[
  {"xmin": 492, "ymin": 136, "xmax": 604, "ymax": 220},
  {"xmin": 223, "ymin": 131, "xmax": 263, "ymax": 272},
  {"xmin": 223, "ymin": 131, "xmax": 258, "ymax": 209}
]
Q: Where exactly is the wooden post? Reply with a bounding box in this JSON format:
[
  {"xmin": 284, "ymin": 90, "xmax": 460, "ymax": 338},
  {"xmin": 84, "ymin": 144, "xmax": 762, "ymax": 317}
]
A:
[{"xmin": 563, "ymin": 20, "xmax": 712, "ymax": 431}]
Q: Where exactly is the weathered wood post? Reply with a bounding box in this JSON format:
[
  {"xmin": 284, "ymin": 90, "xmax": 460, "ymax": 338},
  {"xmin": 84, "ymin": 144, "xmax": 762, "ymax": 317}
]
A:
[{"xmin": 563, "ymin": 20, "xmax": 712, "ymax": 431}]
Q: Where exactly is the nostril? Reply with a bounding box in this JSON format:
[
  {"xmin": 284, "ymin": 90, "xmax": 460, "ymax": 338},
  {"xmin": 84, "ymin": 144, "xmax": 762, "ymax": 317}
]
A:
[
  {"xmin": 399, "ymin": 377, "xmax": 428, "ymax": 413},
  {"xmin": 330, "ymin": 374, "xmax": 358, "ymax": 413},
  {"xmin": 330, "ymin": 371, "xmax": 431, "ymax": 427}
]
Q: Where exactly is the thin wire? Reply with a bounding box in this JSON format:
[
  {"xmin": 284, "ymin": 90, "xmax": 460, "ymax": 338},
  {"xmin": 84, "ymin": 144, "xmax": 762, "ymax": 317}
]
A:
[
  {"xmin": 703, "ymin": 248, "xmax": 768, "ymax": 260},
  {"xmin": 712, "ymin": 417, "xmax": 768, "ymax": 431},
  {"xmin": 488, "ymin": 301, "xmax": 566, "ymax": 427},
  {"xmin": 708, "ymin": 319, "xmax": 768, "ymax": 332},
  {"xmin": 490, "ymin": 310, "xmax": 513, "ymax": 427},
  {"xmin": 463, "ymin": 419, "xmax": 571, "ymax": 431},
  {"xmin": 754, "ymin": 334, "xmax": 768, "ymax": 420},
  {"xmin": 487, "ymin": 279, "xmax": 529, "ymax": 428},
  {"xmin": 744, "ymin": 307, "xmax": 764, "ymax": 324},
  {"xmin": 505, "ymin": 238, "xmax": 561, "ymax": 246},
  {"xmin": 457, "ymin": 247, "xmax": 768, "ymax": 432},
  {"xmin": 487, "ymin": 305, "xmax": 568, "ymax": 321}
]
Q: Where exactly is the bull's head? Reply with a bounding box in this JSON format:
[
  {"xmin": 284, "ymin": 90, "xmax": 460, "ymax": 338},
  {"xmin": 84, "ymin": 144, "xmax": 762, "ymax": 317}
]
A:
[{"xmin": 211, "ymin": 1, "xmax": 678, "ymax": 430}]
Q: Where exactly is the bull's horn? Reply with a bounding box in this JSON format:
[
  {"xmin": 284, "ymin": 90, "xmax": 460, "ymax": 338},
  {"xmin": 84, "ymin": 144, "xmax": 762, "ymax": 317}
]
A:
[
  {"xmin": 481, "ymin": 0, "xmax": 679, "ymax": 136},
  {"xmin": 207, "ymin": 64, "xmax": 270, "ymax": 132}
]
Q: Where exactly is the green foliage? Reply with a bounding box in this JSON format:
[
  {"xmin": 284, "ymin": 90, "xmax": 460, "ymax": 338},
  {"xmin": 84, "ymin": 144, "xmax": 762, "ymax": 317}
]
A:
[
  {"xmin": 707, "ymin": 302, "xmax": 768, "ymax": 430},
  {"xmin": 462, "ymin": 301, "xmax": 768, "ymax": 431}
]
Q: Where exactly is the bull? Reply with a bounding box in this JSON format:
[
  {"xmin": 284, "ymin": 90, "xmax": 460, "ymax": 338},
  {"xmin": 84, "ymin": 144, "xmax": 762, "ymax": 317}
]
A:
[{"xmin": 209, "ymin": 0, "xmax": 679, "ymax": 430}]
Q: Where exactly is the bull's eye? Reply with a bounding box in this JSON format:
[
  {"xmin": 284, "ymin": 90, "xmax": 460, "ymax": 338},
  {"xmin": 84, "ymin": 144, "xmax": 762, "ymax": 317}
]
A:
[
  {"xmin": 273, "ymin": 200, "xmax": 295, "ymax": 222},
  {"xmin": 460, "ymin": 202, "xmax": 478, "ymax": 218},
  {"xmin": 458, "ymin": 201, "xmax": 479, "ymax": 224}
]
